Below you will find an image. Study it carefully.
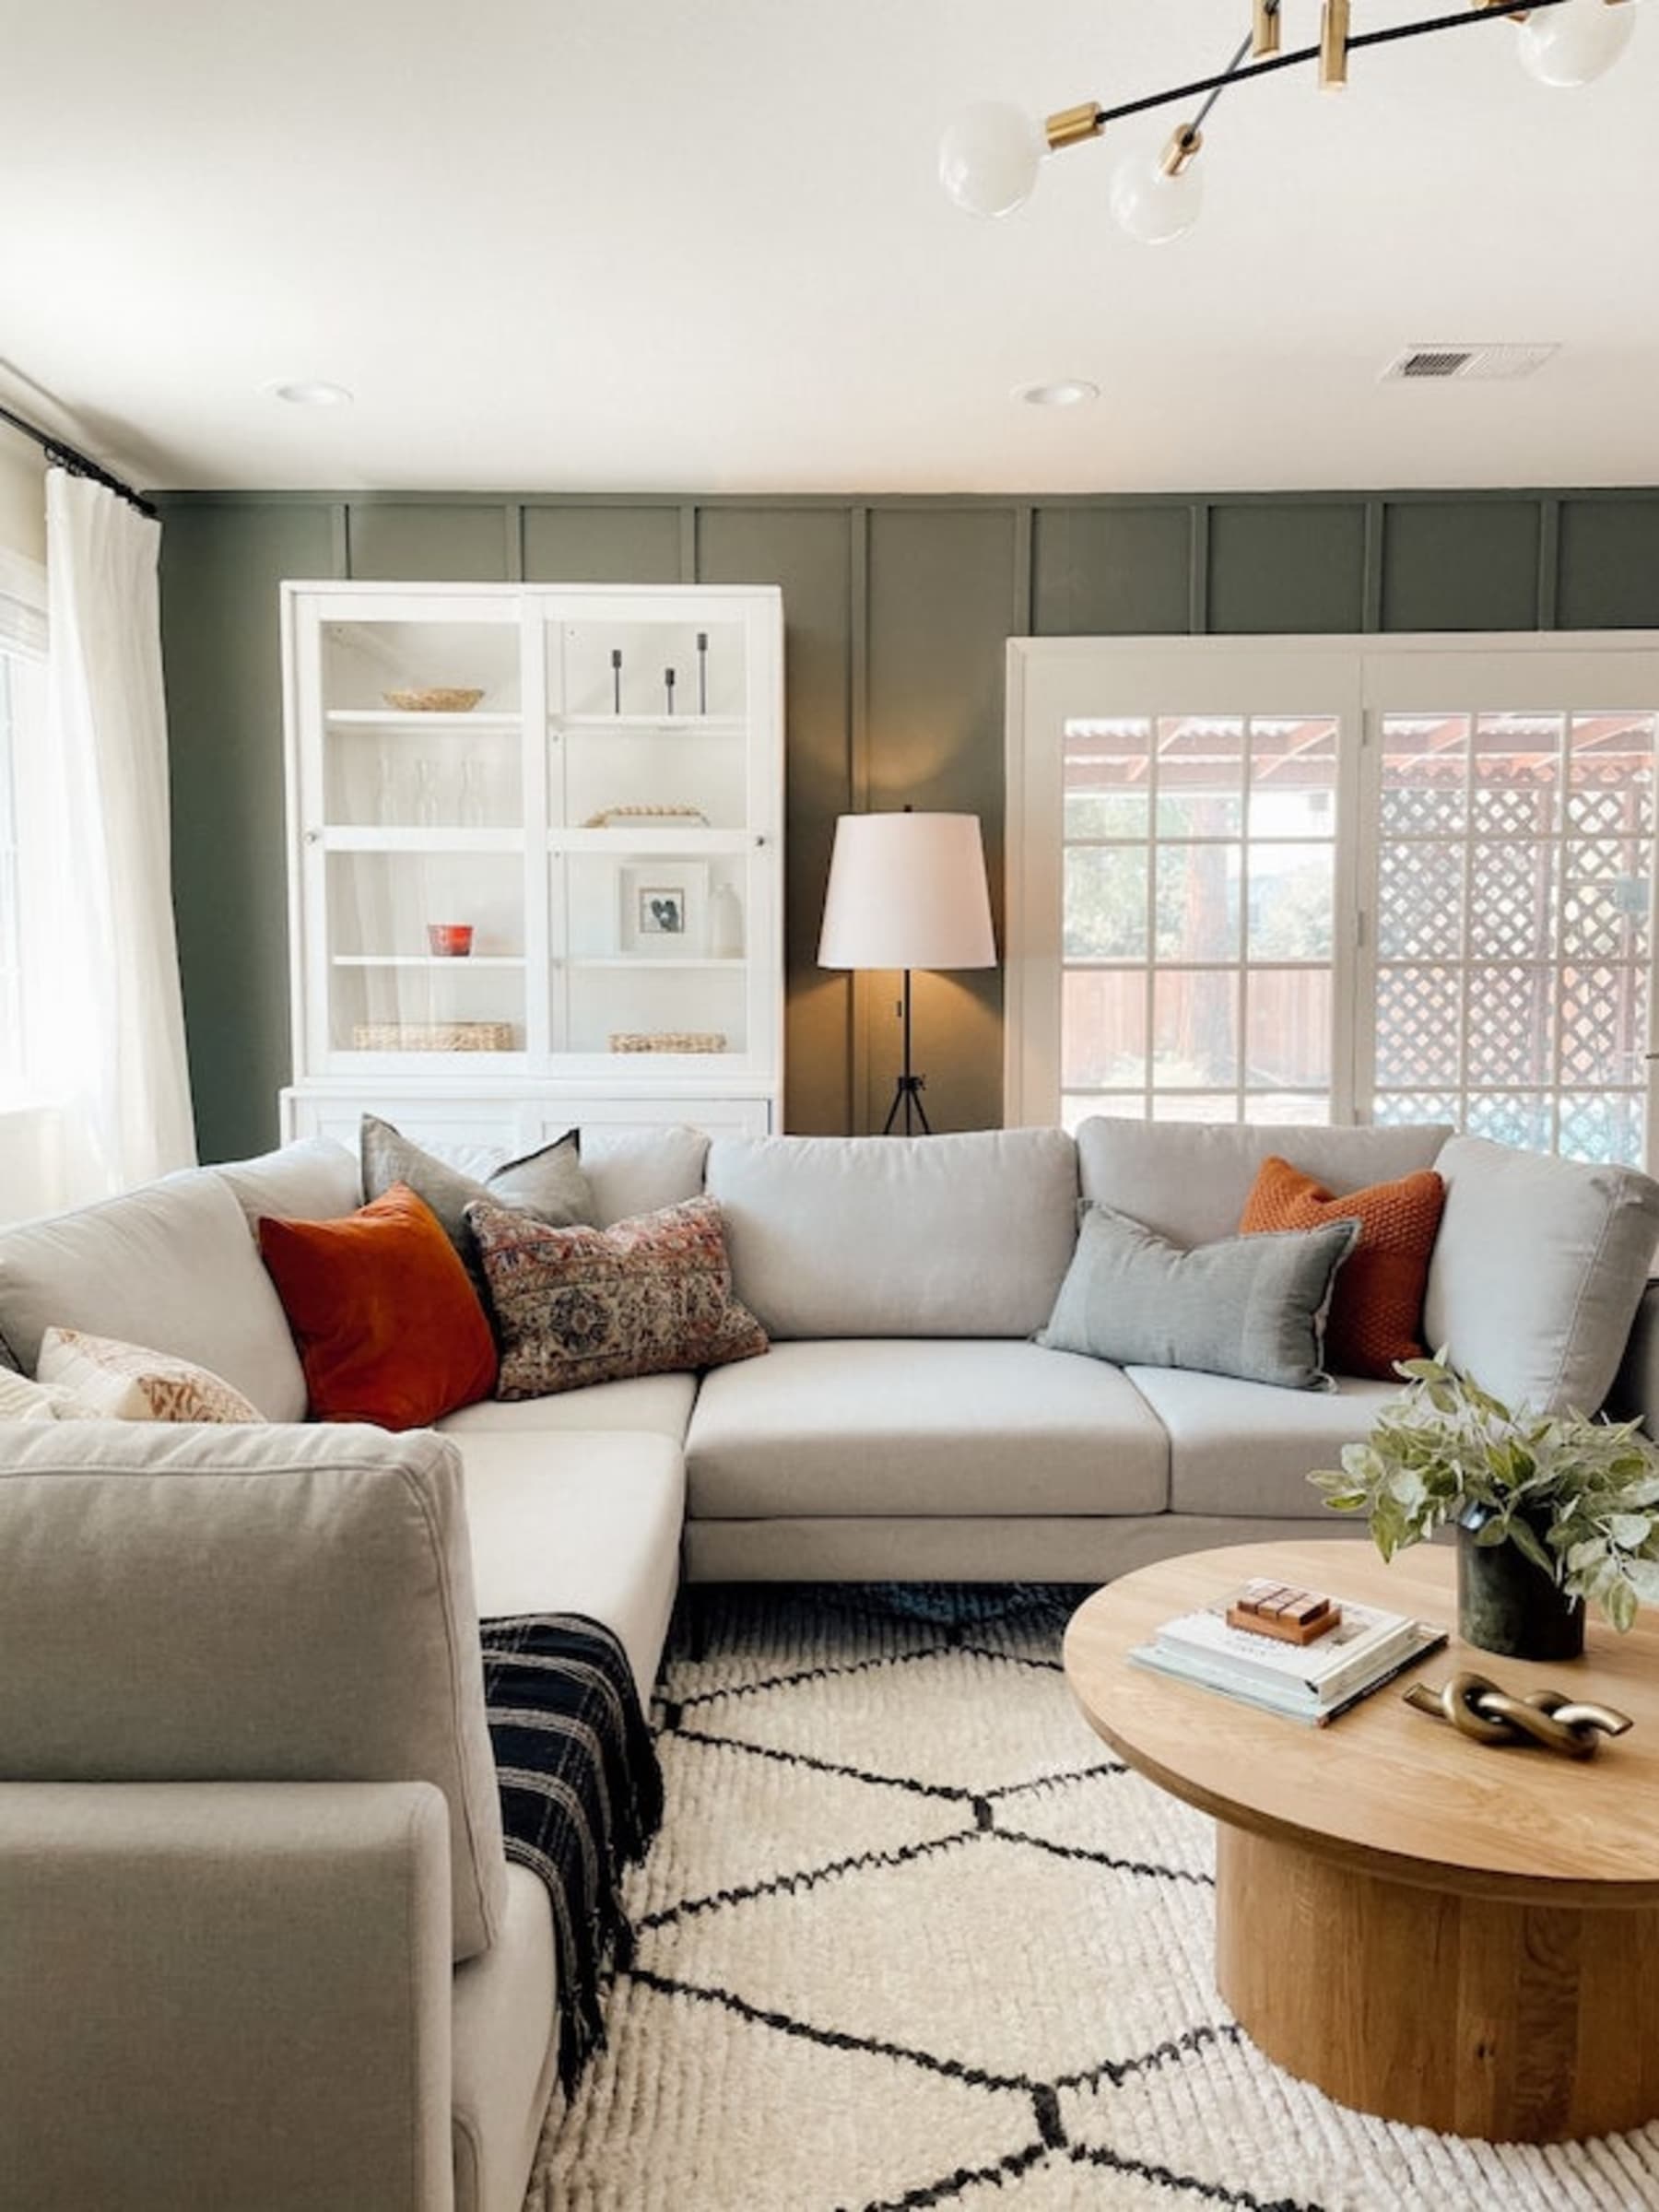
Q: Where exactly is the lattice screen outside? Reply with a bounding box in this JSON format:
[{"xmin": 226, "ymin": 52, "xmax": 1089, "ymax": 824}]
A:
[{"xmin": 1372, "ymin": 710, "xmax": 1655, "ymax": 1165}]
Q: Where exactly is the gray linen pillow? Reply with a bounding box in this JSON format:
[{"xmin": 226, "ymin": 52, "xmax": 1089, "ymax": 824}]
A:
[
  {"xmin": 1038, "ymin": 1202, "xmax": 1360, "ymax": 1392},
  {"xmin": 359, "ymin": 1116, "xmax": 595, "ymax": 1301}
]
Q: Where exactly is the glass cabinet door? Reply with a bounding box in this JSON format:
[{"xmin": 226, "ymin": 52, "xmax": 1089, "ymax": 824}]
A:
[
  {"xmin": 297, "ymin": 599, "xmax": 532, "ymax": 1068},
  {"xmin": 545, "ymin": 601, "xmax": 776, "ymax": 1077}
]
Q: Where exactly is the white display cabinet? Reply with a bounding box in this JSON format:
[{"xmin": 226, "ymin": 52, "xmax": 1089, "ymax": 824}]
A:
[{"xmin": 279, "ymin": 582, "xmax": 782, "ymax": 1147}]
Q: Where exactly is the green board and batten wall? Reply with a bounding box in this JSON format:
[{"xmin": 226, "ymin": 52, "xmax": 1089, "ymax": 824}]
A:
[{"xmin": 156, "ymin": 487, "xmax": 1659, "ymax": 1164}]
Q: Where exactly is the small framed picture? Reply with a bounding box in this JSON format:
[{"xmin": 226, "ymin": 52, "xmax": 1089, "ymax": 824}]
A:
[
  {"xmin": 638, "ymin": 886, "xmax": 686, "ymax": 937},
  {"xmin": 617, "ymin": 861, "xmax": 708, "ymax": 954}
]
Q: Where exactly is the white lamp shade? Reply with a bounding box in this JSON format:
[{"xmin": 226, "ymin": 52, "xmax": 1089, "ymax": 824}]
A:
[{"xmin": 818, "ymin": 811, "xmax": 997, "ymax": 972}]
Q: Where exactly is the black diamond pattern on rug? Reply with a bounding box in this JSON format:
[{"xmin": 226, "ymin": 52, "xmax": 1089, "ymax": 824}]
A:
[{"xmin": 526, "ymin": 1585, "xmax": 1659, "ymax": 2212}]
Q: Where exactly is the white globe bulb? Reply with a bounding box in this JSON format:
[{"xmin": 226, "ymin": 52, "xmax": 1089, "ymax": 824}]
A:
[
  {"xmin": 938, "ymin": 102, "xmax": 1046, "ymax": 218},
  {"xmin": 1109, "ymin": 147, "xmax": 1204, "ymax": 246},
  {"xmin": 1518, "ymin": 0, "xmax": 1635, "ymax": 86}
]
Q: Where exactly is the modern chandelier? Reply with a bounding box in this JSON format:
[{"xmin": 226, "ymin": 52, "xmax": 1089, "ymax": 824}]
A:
[{"xmin": 939, "ymin": 0, "xmax": 1637, "ymax": 245}]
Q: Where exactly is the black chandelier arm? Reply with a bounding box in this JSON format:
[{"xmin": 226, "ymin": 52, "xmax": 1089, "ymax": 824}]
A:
[{"xmin": 1085, "ymin": 0, "xmax": 1573, "ymax": 139}]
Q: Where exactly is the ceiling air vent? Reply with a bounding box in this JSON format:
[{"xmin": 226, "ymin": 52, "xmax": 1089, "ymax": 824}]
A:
[{"xmin": 1382, "ymin": 343, "xmax": 1559, "ymax": 384}]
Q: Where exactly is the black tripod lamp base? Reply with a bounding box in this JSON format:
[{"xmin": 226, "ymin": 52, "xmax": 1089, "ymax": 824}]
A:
[{"xmin": 882, "ymin": 1073, "xmax": 933, "ymax": 1136}]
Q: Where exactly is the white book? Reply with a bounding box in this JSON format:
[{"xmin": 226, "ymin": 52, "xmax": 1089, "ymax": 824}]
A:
[
  {"xmin": 1131, "ymin": 1624, "xmax": 1448, "ymax": 1726},
  {"xmin": 1152, "ymin": 1594, "xmax": 1419, "ymax": 1699}
]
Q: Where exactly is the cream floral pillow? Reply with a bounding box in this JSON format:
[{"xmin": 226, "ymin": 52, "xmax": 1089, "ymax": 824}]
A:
[{"xmin": 35, "ymin": 1327, "xmax": 265, "ymax": 1424}]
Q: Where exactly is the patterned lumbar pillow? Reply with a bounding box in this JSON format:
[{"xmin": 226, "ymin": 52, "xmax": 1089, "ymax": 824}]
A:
[
  {"xmin": 1239, "ymin": 1155, "xmax": 1446, "ymax": 1381},
  {"xmin": 35, "ymin": 1327, "xmax": 265, "ymax": 1422},
  {"xmin": 467, "ymin": 1194, "xmax": 770, "ymax": 1399},
  {"xmin": 360, "ymin": 1114, "xmax": 594, "ymax": 1301},
  {"xmin": 0, "ymin": 1368, "xmax": 104, "ymax": 1422},
  {"xmin": 1038, "ymin": 1202, "xmax": 1360, "ymax": 1392}
]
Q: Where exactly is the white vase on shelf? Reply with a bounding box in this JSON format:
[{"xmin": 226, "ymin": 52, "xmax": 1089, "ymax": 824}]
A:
[{"xmin": 708, "ymin": 880, "xmax": 745, "ymax": 959}]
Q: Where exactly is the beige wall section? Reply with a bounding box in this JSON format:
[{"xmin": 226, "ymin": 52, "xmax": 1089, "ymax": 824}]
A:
[{"xmin": 0, "ymin": 424, "xmax": 46, "ymax": 563}]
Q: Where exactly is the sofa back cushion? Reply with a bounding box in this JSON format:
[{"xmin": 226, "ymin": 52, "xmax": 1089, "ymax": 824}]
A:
[
  {"xmin": 213, "ymin": 1136, "xmax": 364, "ymax": 1229},
  {"xmin": 1424, "ymin": 1136, "xmax": 1659, "ymax": 1414},
  {"xmin": 0, "ymin": 1421, "xmax": 506, "ymax": 1963},
  {"xmin": 0, "ymin": 1171, "xmax": 310, "ymax": 1421},
  {"xmin": 582, "ymin": 1124, "xmax": 711, "ymax": 1227},
  {"xmin": 1077, "ymin": 1119, "xmax": 1453, "ymax": 1252},
  {"xmin": 705, "ymin": 1130, "xmax": 1079, "ymax": 1338}
]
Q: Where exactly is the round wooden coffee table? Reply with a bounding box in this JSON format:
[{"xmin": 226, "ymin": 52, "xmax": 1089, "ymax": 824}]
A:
[{"xmin": 1064, "ymin": 1539, "xmax": 1659, "ymax": 2144}]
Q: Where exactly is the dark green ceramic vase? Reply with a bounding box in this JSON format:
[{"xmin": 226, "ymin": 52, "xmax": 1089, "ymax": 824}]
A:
[{"xmin": 1457, "ymin": 1506, "xmax": 1585, "ymax": 1663}]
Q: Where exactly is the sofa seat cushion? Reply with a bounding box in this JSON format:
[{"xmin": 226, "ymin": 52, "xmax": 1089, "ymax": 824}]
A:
[
  {"xmin": 1124, "ymin": 1365, "xmax": 1398, "ymax": 1519},
  {"xmin": 705, "ymin": 1129, "xmax": 1079, "ymax": 1339},
  {"xmin": 454, "ymin": 1430, "xmax": 684, "ymax": 1699},
  {"xmin": 437, "ymin": 1371, "xmax": 697, "ymax": 1446},
  {"xmin": 452, "ymin": 1864, "xmax": 557, "ymax": 2212},
  {"xmin": 686, "ymin": 1339, "xmax": 1170, "ymax": 1519},
  {"xmin": 0, "ymin": 1169, "xmax": 310, "ymax": 1420}
]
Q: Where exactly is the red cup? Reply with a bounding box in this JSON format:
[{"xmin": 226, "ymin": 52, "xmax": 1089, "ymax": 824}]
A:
[{"xmin": 427, "ymin": 923, "xmax": 474, "ymax": 958}]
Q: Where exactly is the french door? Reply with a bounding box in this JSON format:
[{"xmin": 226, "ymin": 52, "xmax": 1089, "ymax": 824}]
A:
[{"xmin": 1006, "ymin": 635, "xmax": 1659, "ymax": 1168}]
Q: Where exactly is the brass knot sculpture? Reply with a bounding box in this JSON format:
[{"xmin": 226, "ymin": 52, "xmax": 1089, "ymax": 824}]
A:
[{"xmin": 1404, "ymin": 1670, "xmax": 1633, "ymax": 1760}]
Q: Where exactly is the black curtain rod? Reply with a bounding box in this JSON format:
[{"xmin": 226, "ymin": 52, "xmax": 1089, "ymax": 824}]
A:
[{"xmin": 0, "ymin": 400, "xmax": 156, "ymax": 521}]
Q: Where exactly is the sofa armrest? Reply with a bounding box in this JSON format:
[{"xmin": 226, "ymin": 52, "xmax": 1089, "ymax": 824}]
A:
[
  {"xmin": 0, "ymin": 1781, "xmax": 454, "ymax": 2212},
  {"xmin": 1606, "ymin": 1278, "xmax": 1659, "ymax": 1431}
]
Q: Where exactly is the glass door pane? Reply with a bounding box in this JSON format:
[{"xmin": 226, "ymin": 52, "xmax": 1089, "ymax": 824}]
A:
[
  {"xmin": 1370, "ymin": 707, "xmax": 1656, "ymax": 1162},
  {"xmin": 1060, "ymin": 711, "xmax": 1341, "ymax": 1131}
]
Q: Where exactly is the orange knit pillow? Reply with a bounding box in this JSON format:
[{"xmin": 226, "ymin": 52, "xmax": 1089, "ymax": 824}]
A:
[
  {"xmin": 1239, "ymin": 1156, "xmax": 1446, "ymax": 1381},
  {"xmin": 258, "ymin": 1183, "xmax": 498, "ymax": 1430}
]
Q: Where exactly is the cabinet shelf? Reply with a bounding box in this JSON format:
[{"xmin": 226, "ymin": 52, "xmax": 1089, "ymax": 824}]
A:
[
  {"xmin": 564, "ymin": 957, "xmax": 747, "ymax": 971},
  {"xmin": 326, "ymin": 709, "xmax": 522, "ymax": 731},
  {"xmin": 331, "ymin": 955, "xmax": 526, "ymax": 970},
  {"xmin": 557, "ymin": 714, "xmax": 744, "ymax": 735},
  {"xmin": 321, "ymin": 828, "xmax": 524, "ymax": 853},
  {"xmin": 550, "ymin": 828, "xmax": 761, "ymax": 856}
]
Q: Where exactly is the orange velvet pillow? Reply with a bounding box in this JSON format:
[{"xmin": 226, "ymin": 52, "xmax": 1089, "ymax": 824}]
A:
[
  {"xmin": 1239, "ymin": 1155, "xmax": 1446, "ymax": 1382},
  {"xmin": 258, "ymin": 1183, "xmax": 497, "ymax": 1430}
]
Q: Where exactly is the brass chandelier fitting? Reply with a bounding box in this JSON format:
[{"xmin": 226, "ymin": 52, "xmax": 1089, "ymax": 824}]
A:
[{"xmin": 939, "ymin": 0, "xmax": 1636, "ymax": 245}]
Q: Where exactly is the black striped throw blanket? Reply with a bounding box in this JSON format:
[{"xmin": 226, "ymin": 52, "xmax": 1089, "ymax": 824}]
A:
[{"xmin": 478, "ymin": 1614, "xmax": 664, "ymax": 2091}]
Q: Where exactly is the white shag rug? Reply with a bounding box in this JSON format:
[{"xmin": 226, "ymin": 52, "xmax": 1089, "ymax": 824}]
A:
[{"xmin": 526, "ymin": 1586, "xmax": 1659, "ymax": 2212}]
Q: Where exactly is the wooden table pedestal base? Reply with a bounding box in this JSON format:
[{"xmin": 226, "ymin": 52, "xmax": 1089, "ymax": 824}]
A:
[{"xmin": 1215, "ymin": 1825, "xmax": 1659, "ymax": 2144}]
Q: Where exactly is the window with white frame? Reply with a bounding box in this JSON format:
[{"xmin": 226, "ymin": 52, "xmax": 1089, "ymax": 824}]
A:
[{"xmin": 1006, "ymin": 636, "xmax": 1659, "ymax": 1169}]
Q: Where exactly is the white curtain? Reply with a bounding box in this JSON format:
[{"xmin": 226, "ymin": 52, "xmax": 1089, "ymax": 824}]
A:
[{"xmin": 27, "ymin": 471, "xmax": 195, "ymax": 1202}]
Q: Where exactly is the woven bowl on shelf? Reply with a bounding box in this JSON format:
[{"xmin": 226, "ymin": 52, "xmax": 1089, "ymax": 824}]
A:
[
  {"xmin": 382, "ymin": 687, "xmax": 484, "ymax": 713},
  {"xmin": 609, "ymin": 1030, "xmax": 727, "ymax": 1055},
  {"xmin": 353, "ymin": 1020, "xmax": 514, "ymax": 1053}
]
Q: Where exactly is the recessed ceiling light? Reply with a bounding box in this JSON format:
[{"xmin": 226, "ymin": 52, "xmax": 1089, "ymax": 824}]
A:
[
  {"xmin": 1014, "ymin": 380, "xmax": 1100, "ymax": 409},
  {"xmin": 270, "ymin": 381, "xmax": 354, "ymax": 407}
]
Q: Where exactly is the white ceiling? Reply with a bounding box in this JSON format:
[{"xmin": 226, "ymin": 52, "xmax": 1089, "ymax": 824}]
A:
[{"xmin": 2, "ymin": 0, "xmax": 1654, "ymax": 495}]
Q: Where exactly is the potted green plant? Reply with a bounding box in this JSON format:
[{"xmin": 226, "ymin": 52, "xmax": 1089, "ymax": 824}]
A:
[{"xmin": 1310, "ymin": 1354, "xmax": 1659, "ymax": 1661}]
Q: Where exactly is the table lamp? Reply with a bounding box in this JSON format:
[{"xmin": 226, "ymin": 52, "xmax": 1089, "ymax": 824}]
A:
[{"xmin": 818, "ymin": 807, "xmax": 997, "ymax": 1134}]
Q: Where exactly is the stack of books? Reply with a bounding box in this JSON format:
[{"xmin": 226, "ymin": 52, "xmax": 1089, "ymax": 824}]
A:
[{"xmin": 1131, "ymin": 1586, "xmax": 1446, "ymax": 1724}]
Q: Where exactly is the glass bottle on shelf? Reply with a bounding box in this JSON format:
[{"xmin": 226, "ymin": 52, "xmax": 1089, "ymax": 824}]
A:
[
  {"xmin": 709, "ymin": 880, "xmax": 745, "ymax": 959},
  {"xmin": 459, "ymin": 758, "xmax": 488, "ymax": 828},
  {"xmin": 415, "ymin": 759, "xmax": 442, "ymax": 827}
]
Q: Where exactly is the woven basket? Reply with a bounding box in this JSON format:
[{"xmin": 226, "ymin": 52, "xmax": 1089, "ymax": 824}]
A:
[
  {"xmin": 353, "ymin": 1021, "xmax": 514, "ymax": 1053},
  {"xmin": 382, "ymin": 687, "xmax": 484, "ymax": 713},
  {"xmin": 608, "ymin": 1030, "xmax": 727, "ymax": 1055}
]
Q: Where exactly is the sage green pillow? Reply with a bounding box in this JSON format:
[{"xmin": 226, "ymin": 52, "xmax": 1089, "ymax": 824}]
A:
[
  {"xmin": 359, "ymin": 1116, "xmax": 594, "ymax": 1303},
  {"xmin": 1038, "ymin": 1202, "xmax": 1360, "ymax": 1392}
]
